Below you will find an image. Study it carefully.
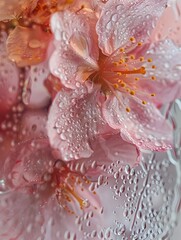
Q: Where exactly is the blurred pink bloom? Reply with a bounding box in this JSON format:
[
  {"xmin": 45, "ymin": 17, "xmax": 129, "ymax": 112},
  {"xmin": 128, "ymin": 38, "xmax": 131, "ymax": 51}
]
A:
[
  {"xmin": 48, "ymin": 0, "xmax": 181, "ymax": 161},
  {"xmin": 0, "ymin": 131, "xmax": 139, "ymax": 239}
]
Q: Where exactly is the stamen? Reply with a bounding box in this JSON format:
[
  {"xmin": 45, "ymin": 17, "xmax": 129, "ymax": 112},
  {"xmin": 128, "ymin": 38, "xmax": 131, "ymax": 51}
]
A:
[
  {"xmin": 130, "ymin": 36, "xmax": 136, "ymax": 42},
  {"xmin": 142, "ymin": 100, "xmax": 147, "ymax": 105},
  {"xmin": 151, "ymin": 76, "xmax": 156, "ymax": 80},
  {"xmin": 126, "ymin": 107, "xmax": 131, "ymax": 112},
  {"xmin": 137, "ymin": 42, "xmax": 143, "ymax": 46},
  {"xmin": 115, "ymin": 67, "xmax": 146, "ymax": 75},
  {"xmin": 113, "ymin": 83, "xmax": 119, "ymax": 89},
  {"xmin": 119, "ymin": 48, "xmax": 125, "ymax": 52}
]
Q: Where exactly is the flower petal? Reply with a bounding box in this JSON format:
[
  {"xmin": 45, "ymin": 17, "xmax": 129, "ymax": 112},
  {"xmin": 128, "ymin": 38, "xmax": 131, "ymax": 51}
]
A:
[
  {"xmin": 99, "ymin": 134, "xmax": 140, "ymax": 167},
  {"xmin": 102, "ymin": 93, "xmax": 173, "ymax": 151},
  {"xmin": 47, "ymin": 84, "xmax": 109, "ymax": 161},
  {"xmin": 96, "ymin": 0, "xmax": 167, "ymax": 55},
  {"xmin": 0, "ymin": 31, "xmax": 19, "ymax": 117},
  {"xmin": 18, "ymin": 109, "xmax": 48, "ymax": 141},
  {"xmin": 0, "ymin": 0, "xmax": 37, "ymax": 21},
  {"xmin": 7, "ymin": 25, "xmax": 51, "ymax": 67},
  {"xmin": 151, "ymin": 0, "xmax": 181, "ymax": 46},
  {"xmin": 4, "ymin": 139, "xmax": 53, "ymax": 188},
  {"xmin": 22, "ymin": 62, "xmax": 50, "ymax": 108},
  {"xmin": 50, "ymin": 10, "xmax": 99, "ymax": 89},
  {"xmin": 0, "ymin": 191, "xmax": 44, "ymax": 240},
  {"xmin": 140, "ymin": 39, "xmax": 181, "ymax": 105}
]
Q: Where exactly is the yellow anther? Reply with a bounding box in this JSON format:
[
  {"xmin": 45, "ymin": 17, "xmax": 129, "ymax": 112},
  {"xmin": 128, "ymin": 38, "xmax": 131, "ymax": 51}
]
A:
[
  {"xmin": 120, "ymin": 48, "xmax": 125, "ymax": 52},
  {"xmin": 120, "ymin": 82, "xmax": 126, "ymax": 87},
  {"xmin": 142, "ymin": 100, "xmax": 147, "ymax": 105},
  {"xmin": 152, "ymin": 65, "xmax": 156, "ymax": 69},
  {"xmin": 151, "ymin": 93, "xmax": 156, "ymax": 97},
  {"xmin": 113, "ymin": 62, "xmax": 119, "ymax": 66},
  {"xmin": 147, "ymin": 58, "xmax": 153, "ymax": 62},
  {"xmin": 151, "ymin": 76, "xmax": 156, "ymax": 80},
  {"xmin": 130, "ymin": 55, "xmax": 135, "ymax": 60},
  {"xmin": 113, "ymin": 83, "xmax": 119, "ymax": 89},
  {"xmin": 130, "ymin": 37, "xmax": 135, "ymax": 42},
  {"xmin": 119, "ymin": 59, "xmax": 125, "ymax": 64},
  {"xmin": 135, "ymin": 77, "xmax": 140, "ymax": 81},
  {"xmin": 126, "ymin": 107, "xmax": 131, "ymax": 112},
  {"xmin": 130, "ymin": 90, "xmax": 135, "ymax": 95},
  {"xmin": 139, "ymin": 57, "xmax": 144, "ymax": 62},
  {"xmin": 137, "ymin": 42, "xmax": 142, "ymax": 46},
  {"xmin": 117, "ymin": 72, "xmax": 122, "ymax": 76},
  {"xmin": 141, "ymin": 66, "xmax": 146, "ymax": 74}
]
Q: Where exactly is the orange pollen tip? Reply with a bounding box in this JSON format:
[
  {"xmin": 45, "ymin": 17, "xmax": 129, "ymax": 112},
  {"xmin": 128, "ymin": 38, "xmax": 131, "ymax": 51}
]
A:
[
  {"xmin": 152, "ymin": 65, "xmax": 156, "ymax": 69},
  {"xmin": 126, "ymin": 107, "xmax": 131, "ymax": 112},
  {"xmin": 118, "ymin": 79, "xmax": 123, "ymax": 83},
  {"xmin": 140, "ymin": 57, "xmax": 144, "ymax": 61},
  {"xmin": 119, "ymin": 59, "xmax": 125, "ymax": 64},
  {"xmin": 120, "ymin": 48, "xmax": 125, "ymax": 52},
  {"xmin": 113, "ymin": 62, "xmax": 119, "ymax": 66},
  {"xmin": 130, "ymin": 90, "xmax": 135, "ymax": 95},
  {"xmin": 113, "ymin": 83, "xmax": 119, "ymax": 89},
  {"xmin": 147, "ymin": 58, "xmax": 153, "ymax": 62},
  {"xmin": 120, "ymin": 82, "xmax": 126, "ymax": 87},
  {"xmin": 151, "ymin": 76, "xmax": 156, "ymax": 80},
  {"xmin": 135, "ymin": 77, "xmax": 139, "ymax": 81},
  {"xmin": 117, "ymin": 72, "xmax": 122, "ymax": 76},
  {"xmin": 151, "ymin": 93, "xmax": 156, "ymax": 97},
  {"xmin": 137, "ymin": 42, "xmax": 142, "ymax": 46},
  {"xmin": 130, "ymin": 55, "xmax": 135, "ymax": 60},
  {"xmin": 142, "ymin": 100, "xmax": 147, "ymax": 105},
  {"xmin": 130, "ymin": 37, "xmax": 135, "ymax": 42}
]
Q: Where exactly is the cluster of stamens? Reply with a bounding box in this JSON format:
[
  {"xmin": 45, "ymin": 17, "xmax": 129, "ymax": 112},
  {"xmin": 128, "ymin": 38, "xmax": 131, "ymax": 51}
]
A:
[
  {"xmin": 103, "ymin": 36, "xmax": 157, "ymax": 112},
  {"xmin": 53, "ymin": 161, "xmax": 98, "ymax": 215}
]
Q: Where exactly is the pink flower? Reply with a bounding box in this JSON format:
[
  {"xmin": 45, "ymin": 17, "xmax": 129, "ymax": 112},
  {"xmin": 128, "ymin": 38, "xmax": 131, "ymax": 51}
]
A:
[
  {"xmin": 0, "ymin": 131, "xmax": 139, "ymax": 239},
  {"xmin": 48, "ymin": 0, "xmax": 181, "ymax": 161}
]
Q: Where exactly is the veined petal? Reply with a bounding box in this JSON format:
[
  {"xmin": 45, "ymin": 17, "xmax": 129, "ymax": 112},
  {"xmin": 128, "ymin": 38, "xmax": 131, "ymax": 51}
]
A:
[
  {"xmin": 102, "ymin": 93, "xmax": 173, "ymax": 151},
  {"xmin": 99, "ymin": 134, "xmax": 140, "ymax": 167},
  {"xmin": 50, "ymin": 10, "xmax": 99, "ymax": 89},
  {"xmin": 7, "ymin": 25, "xmax": 51, "ymax": 67},
  {"xmin": 0, "ymin": 32, "xmax": 19, "ymax": 117},
  {"xmin": 140, "ymin": 39, "xmax": 181, "ymax": 104},
  {"xmin": 96, "ymin": 0, "xmax": 167, "ymax": 55},
  {"xmin": 47, "ymin": 85, "xmax": 109, "ymax": 161},
  {"xmin": 22, "ymin": 62, "xmax": 50, "ymax": 108},
  {"xmin": 4, "ymin": 139, "xmax": 53, "ymax": 188},
  {"xmin": 0, "ymin": 191, "xmax": 44, "ymax": 240},
  {"xmin": 0, "ymin": 0, "xmax": 38, "ymax": 21}
]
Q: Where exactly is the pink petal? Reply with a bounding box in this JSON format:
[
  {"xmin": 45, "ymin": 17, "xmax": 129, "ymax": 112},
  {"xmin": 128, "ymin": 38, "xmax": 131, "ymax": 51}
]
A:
[
  {"xmin": 18, "ymin": 109, "xmax": 48, "ymax": 141},
  {"xmin": 140, "ymin": 39, "xmax": 181, "ymax": 105},
  {"xmin": 102, "ymin": 93, "xmax": 173, "ymax": 151},
  {"xmin": 0, "ymin": 0, "xmax": 38, "ymax": 21},
  {"xmin": 0, "ymin": 191, "xmax": 44, "ymax": 240},
  {"xmin": 151, "ymin": 0, "xmax": 181, "ymax": 46},
  {"xmin": 22, "ymin": 62, "xmax": 50, "ymax": 108},
  {"xmin": 4, "ymin": 139, "xmax": 53, "ymax": 188},
  {"xmin": 0, "ymin": 31, "xmax": 19, "ymax": 117},
  {"xmin": 50, "ymin": 10, "xmax": 99, "ymax": 89},
  {"xmin": 99, "ymin": 134, "xmax": 140, "ymax": 167},
  {"xmin": 47, "ymin": 84, "xmax": 109, "ymax": 161},
  {"xmin": 96, "ymin": 0, "xmax": 167, "ymax": 55},
  {"xmin": 6, "ymin": 25, "xmax": 51, "ymax": 67}
]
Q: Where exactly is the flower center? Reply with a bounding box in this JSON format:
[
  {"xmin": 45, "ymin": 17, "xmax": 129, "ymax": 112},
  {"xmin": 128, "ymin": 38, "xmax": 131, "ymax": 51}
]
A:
[
  {"xmin": 89, "ymin": 37, "xmax": 157, "ymax": 112},
  {"xmin": 53, "ymin": 160, "xmax": 99, "ymax": 215}
]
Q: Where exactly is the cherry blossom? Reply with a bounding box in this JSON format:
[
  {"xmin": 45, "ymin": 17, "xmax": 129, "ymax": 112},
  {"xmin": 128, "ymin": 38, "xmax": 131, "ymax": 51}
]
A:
[{"xmin": 48, "ymin": 0, "xmax": 181, "ymax": 161}]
